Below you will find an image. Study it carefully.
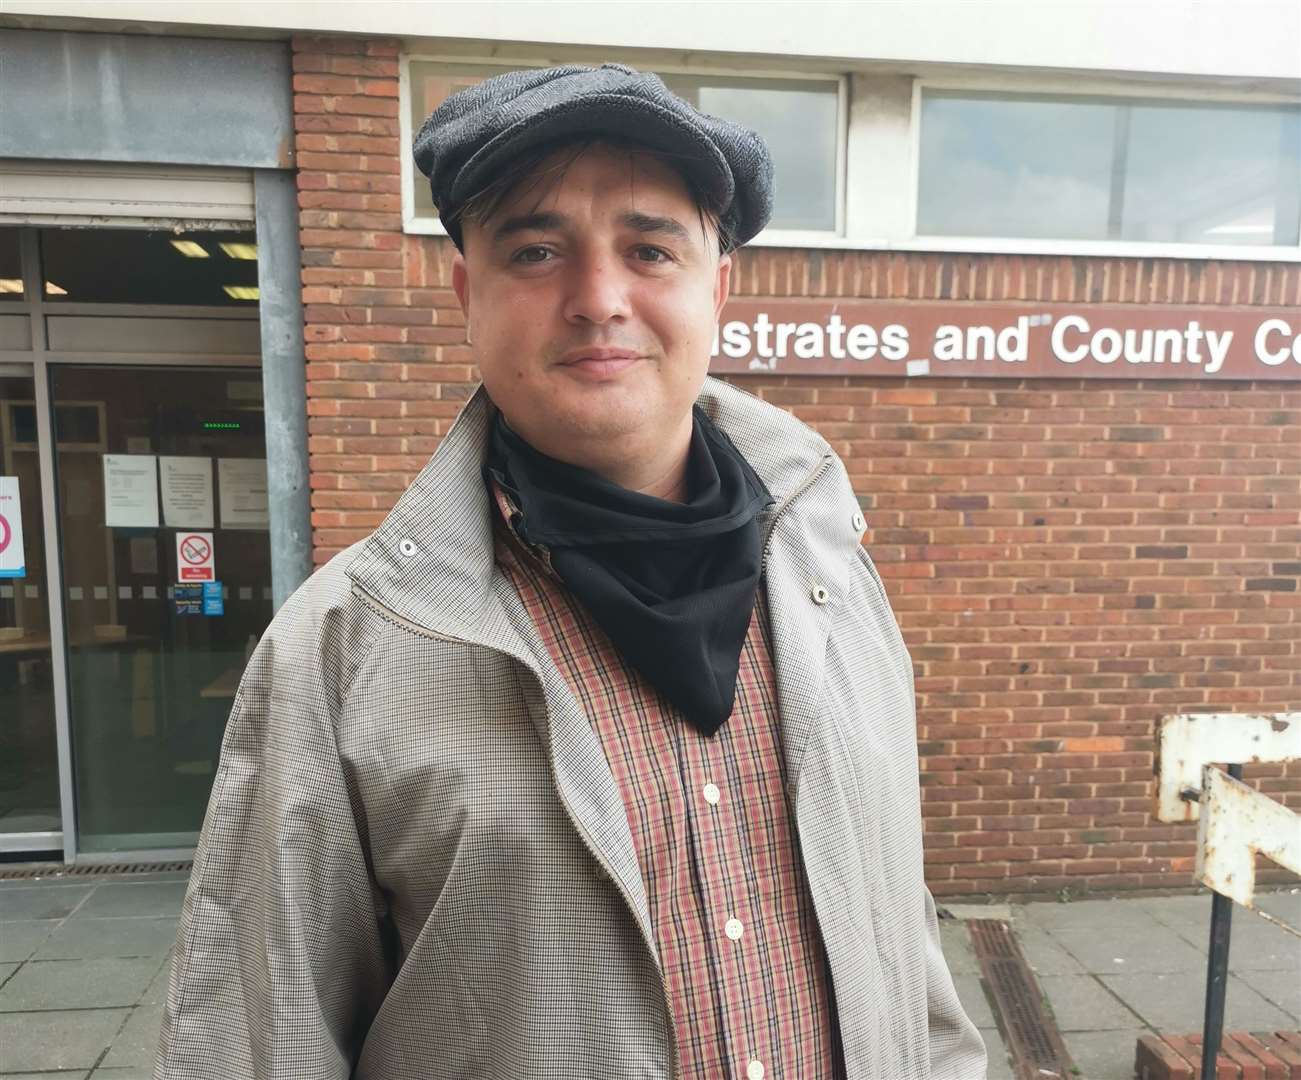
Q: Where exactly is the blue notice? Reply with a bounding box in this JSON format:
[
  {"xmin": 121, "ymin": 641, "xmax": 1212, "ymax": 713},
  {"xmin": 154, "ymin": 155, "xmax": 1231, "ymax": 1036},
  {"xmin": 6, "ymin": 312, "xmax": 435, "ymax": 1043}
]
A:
[
  {"xmin": 203, "ymin": 581, "xmax": 225, "ymax": 617},
  {"xmin": 174, "ymin": 584, "xmax": 203, "ymax": 616}
]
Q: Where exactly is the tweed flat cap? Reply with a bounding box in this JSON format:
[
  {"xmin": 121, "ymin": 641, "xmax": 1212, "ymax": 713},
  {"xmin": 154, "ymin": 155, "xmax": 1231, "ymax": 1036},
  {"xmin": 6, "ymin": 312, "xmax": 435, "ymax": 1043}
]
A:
[{"xmin": 412, "ymin": 63, "xmax": 773, "ymax": 251}]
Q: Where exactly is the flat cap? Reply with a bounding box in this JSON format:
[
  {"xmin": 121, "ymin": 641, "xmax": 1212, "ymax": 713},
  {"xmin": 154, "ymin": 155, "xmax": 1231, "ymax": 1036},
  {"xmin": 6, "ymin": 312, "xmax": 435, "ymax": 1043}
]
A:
[{"xmin": 412, "ymin": 62, "xmax": 773, "ymax": 251}]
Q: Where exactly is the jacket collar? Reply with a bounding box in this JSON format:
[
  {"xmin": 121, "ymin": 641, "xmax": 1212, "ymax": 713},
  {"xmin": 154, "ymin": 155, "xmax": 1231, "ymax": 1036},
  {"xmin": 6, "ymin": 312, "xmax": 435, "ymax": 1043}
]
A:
[{"xmin": 347, "ymin": 376, "xmax": 832, "ymax": 641}]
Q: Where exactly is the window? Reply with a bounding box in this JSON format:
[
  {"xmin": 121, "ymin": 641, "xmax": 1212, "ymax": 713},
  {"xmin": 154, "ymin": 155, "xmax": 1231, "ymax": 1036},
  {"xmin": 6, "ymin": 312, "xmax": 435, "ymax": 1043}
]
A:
[
  {"xmin": 917, "ymin": 90, "xmax": 1301, "ymax": 247},
  {"xmin": 0, "ymin": 227, "xmax": 21, "ymax": 300},
  {"xmin": 404, "ymin": 60, "xmax": 844, "ymax": 237},
  {"xmin": 39, "ymin": 228, "xmax": 259, "ymax": 306}
]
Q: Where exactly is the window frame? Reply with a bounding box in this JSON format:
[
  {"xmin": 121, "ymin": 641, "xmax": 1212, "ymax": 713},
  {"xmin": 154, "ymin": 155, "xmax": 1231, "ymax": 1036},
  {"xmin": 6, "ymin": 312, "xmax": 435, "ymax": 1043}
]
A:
[
  {"xmin": 398, "ymin": 53, "xmax": 848, "ymax": 246},
  {"xmin": 906, "ymin": 76, "xmax": 1301, "ymax": 262}
]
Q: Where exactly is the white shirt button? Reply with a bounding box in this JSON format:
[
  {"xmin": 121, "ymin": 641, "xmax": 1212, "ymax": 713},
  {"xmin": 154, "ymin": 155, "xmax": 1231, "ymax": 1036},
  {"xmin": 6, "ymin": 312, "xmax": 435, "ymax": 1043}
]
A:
[
  {"xmin": 810, "ymin": 584, "xmax": 829, "ymax": 605},
  {"xmin": 852, "ymin": 510, "xmax": 866, "ymax": 532},
  {"xmin": 724, "ymin": 917, "xmax": 744, "ymax": 941},
  {"xmin": 703, "ymin": 782, "xmax": 721, "ymax": 806},
  {"xmin": 747, "ymin": 1061, "xmax": 765, "ymax": 1080},
  {"xmin": 398, "ymin": 538, "xmax": 418, "ymax": 558}
]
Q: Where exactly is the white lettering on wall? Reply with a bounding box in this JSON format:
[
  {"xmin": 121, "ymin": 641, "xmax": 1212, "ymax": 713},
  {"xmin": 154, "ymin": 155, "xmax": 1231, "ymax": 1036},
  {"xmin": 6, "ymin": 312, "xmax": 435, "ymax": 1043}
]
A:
[
  {"xmin": 712, "ymin": 310, "xmax": 1298, "ymax": 378},
  {"xmin": 1254, "ymin": 319, "xmax": 1301, "ymax": 366}
]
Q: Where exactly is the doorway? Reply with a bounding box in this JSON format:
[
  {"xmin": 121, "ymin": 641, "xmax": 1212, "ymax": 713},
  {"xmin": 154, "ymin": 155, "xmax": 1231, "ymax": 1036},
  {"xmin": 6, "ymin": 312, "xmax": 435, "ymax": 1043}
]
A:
[{"xmin": 0, "ymin": 221, "xmax": 273, "ymax": 858}]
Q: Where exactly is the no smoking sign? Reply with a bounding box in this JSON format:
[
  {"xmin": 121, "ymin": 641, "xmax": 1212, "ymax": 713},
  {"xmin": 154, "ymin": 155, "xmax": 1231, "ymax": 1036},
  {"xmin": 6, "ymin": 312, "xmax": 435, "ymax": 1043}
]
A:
[
  {"xmin": 176, "ymin": 531, "xmax": 215, "ymax": 581},
  {"xmin": 0, "ymin": 477, "xmax": 25, "ymax": 579}
]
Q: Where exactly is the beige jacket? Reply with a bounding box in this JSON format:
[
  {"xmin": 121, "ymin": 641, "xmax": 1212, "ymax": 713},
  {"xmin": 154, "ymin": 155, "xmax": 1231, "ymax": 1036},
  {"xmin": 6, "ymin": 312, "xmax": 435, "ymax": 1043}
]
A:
[{"xmin": 156, "ymin": 378, "xmax": 986, "ymax": 1080}]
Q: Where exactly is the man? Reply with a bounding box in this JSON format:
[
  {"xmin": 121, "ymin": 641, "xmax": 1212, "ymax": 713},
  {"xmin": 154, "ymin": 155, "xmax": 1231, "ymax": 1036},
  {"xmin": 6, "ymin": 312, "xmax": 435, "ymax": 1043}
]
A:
[{"xmin": 156, "ymin": 64, "xmax": 985, "ymax": 1079}]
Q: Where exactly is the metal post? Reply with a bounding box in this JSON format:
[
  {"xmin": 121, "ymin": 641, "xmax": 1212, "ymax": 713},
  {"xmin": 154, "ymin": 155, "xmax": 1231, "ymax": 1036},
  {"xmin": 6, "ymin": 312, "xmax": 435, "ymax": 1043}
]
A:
[
  {"xmin": 254, "ymin": 170, "xmax": 313, "ymax": 611},
  {"xmin": 1200, "ymin": 761, "xmax": 1243, "ymax": 1078}
]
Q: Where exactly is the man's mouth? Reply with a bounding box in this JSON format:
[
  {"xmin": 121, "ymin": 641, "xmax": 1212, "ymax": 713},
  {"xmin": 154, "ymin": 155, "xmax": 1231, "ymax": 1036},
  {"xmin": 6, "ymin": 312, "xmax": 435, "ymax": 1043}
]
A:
[{"xmin": 557, "ymin": 348, "xmax": 644, "ymax": 379}]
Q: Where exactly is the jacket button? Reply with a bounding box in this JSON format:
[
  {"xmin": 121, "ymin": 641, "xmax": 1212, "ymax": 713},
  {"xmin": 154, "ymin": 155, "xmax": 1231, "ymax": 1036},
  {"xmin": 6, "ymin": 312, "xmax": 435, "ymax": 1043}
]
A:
[
  {"xmin": 398, "ymin": 538, "xmax": 418, "ymax": 558},
  {"xmin": 810, "ymin": 584, "xmax": 829, "ymax": 605},
  {"xmin": 852, "ymin": 510, "xmax": 866, "ymax": 532}
]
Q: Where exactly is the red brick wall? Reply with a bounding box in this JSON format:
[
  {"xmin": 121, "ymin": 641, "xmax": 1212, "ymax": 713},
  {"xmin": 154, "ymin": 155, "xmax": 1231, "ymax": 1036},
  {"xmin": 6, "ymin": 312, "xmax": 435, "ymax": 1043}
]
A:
[{"xmin": 292, "ymin": 35, "xmax": 1301, "ymax": 898}]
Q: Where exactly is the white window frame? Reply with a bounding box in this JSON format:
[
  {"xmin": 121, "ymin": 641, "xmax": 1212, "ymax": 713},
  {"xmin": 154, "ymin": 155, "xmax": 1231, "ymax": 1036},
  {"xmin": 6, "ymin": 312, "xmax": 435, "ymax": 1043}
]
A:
[
  {"xmin": 904, "ymin": 75, "xmax": 1301, "ymax": 264},
  {"xmin": 398, "ymin": 53, "xmax": 848, "ymax": 246}
]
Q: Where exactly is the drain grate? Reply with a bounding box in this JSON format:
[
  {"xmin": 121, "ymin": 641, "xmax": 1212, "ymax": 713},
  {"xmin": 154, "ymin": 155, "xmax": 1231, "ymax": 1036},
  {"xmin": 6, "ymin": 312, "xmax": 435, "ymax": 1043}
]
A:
[
  {"xmin": 0, "ymin": 860, "xmax": 192, "ymax": 880},
  {"xmin": 968, "ymin": 919, "xmax": 1076, "ymax": 1080}
]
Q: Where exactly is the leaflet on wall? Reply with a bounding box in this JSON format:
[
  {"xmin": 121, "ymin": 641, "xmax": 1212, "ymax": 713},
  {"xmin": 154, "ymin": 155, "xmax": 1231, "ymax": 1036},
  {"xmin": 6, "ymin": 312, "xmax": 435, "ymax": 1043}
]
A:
[
  {"xmin": 103, "ymin": 454, "xmax": 159, "ymax": 528},
  {"xmin": 160, "ymin": 456, "xmax": 215, "ymax": 528},
  {"xmin": 0, "ymin": 476, "xmax": 26, "ymax": 579},
  {"xmin": 129, "ymin": 536, "xmax": 159, "ymax": 575},
  {"xmin": 218, "ymin": 458, "xmax": 269, "ymax": 530}
]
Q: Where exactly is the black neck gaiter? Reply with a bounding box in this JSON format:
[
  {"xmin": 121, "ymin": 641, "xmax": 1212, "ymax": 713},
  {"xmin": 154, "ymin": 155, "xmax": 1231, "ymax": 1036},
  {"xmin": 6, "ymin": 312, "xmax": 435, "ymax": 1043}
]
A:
[{"xmin": 485, "ymin": 407, "xmax": 772, "ymax": 737}]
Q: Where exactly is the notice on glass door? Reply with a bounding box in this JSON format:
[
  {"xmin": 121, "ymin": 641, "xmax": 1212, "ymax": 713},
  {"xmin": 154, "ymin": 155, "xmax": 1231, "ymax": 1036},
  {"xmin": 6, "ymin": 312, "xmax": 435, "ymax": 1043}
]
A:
[
  {"xmin": 0, "ymin": 476, "xmax": 26, "ymax": 579},
  {"xmin": 103, "ymin": 454, "xmax": 159, "ymax": 528},
  {"xmin": 218, "ymin": 458, "xmax": 269, "ymax": 530},
  {"xmin": 160, "ymin": 456, "xmax": 214, "ymax": 528}
]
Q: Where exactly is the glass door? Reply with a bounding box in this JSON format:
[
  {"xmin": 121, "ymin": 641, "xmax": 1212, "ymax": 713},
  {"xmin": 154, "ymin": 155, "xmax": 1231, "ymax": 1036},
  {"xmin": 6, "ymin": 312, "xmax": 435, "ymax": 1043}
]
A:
[
  {"xmin": 0, "ymin": 369, "xmax": 61, "ymax": 845},
  {"xmin": 50, "ymin": 365, "xmax": 272, "ymax": 853}
]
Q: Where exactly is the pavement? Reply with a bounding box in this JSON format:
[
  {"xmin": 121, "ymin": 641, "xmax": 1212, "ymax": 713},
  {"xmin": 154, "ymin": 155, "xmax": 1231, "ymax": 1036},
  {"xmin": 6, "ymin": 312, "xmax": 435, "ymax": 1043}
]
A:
[
  {"xmin": 941, "ymin": 888, "xmax": 1301, "ymax": 1080},
  {"xmin": 0, "ymin": 869, "xmax": 1296, "ymax": 1079}
]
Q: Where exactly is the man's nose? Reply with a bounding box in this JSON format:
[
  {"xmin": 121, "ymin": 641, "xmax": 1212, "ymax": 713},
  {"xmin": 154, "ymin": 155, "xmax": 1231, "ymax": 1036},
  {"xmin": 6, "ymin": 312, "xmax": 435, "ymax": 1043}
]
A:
[{"xmin": 562, "ymin": 251, "xmax": 631, "ymax": 325}]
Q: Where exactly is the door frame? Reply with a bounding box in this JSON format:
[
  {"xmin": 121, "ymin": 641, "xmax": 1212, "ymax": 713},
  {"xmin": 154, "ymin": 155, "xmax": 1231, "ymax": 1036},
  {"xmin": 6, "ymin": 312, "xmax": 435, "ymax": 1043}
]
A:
[{"xmin": 1, "ymin": 224, "xmax": 261, "ymax": 864}]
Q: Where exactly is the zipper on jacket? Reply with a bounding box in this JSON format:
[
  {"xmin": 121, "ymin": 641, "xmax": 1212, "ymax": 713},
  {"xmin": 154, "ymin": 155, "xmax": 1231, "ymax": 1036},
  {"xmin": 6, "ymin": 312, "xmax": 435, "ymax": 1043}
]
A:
[
  {"xmin": 759, "ymin": 453, "xmax": 835, "ymax": 573},
  {"xmin": 351, "ymin": 582, "xmax": 683, "ymax": 1080}
]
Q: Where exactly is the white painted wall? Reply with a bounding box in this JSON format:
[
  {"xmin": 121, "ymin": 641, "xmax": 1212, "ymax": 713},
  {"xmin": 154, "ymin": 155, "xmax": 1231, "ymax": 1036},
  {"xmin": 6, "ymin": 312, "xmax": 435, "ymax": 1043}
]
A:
[{"xmin": 5, "ymin": 0, "xmax": 1300, "ymax": 83}]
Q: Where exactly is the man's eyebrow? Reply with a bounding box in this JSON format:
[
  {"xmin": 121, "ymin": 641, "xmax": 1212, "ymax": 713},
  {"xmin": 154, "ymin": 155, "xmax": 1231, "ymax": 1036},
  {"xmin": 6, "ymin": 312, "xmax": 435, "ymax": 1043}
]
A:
[
  {"xmin": 491, "ymin": 211, "xmax": 566, "ymax": 242},
  {"xmin": 620, "ymin": 211, "xmax": 692, "ymax": 242}
]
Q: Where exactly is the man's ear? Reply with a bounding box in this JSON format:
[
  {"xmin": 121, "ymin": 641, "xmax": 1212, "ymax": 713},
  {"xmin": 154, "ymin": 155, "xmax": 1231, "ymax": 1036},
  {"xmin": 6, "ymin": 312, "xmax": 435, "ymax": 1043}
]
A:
[
  {"xmin": 452, "ymin": 251, "xmax": 470, "ymax": 322},
  {"xmin": 713, "ymin": 251, "xmax": 732, "ymax": 322}
]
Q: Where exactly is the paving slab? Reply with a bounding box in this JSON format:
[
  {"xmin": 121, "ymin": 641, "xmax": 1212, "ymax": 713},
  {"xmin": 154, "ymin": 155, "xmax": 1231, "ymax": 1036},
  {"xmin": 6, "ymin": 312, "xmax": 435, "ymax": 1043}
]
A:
[
  {"xmin": 1036, "ymin": 973, "xmax": 1145, "ymax": 1032},
  {"xmin": 942, "ymin": 903, "xmax": 1013, "ymax": 921},
  {"xmin": 0, "ymin": 884, "xmax": 92, "ymax": 921},
  {"xmin": 950, "ymin": 972, "xmax": 996, "ymax": 1029},
  {"xmin": 0, "ymin": 1007, "xmax": 131, "ymax": 1071},
  {"xmin": 1133, "ymin": 892, "xmax": 1215, "ymax": 928},
  {"xmin": 71, "ymin": 882, "xmax": 187, "ymax": 920},
  {"xmin": 979, "ymin": 1029, "xmax": 1014, "ymax": 1080},
  {"xmin": 1013, "ymin": 925, "xmax": 1088, "ymax": 975},
  {"xmin": 1018, "ymin": 897, "xmax": 1168, "ymax": 933},
  {"xmin": 1166, "ymin": 912, "xmax": 1300, "ymax": 970},
  {"xmin": 1254, "ymin": 888, "xmax": 1301, "ymax": 928},
  {"xmin": 91, "ymin": 1070, "xmax": 154, "ymax": 1079},
  {"xmin": 1098, "ymin": 969, "xmax": 1294, "ymax": 1032},
  {"xmin": 1046, "ymin": 922, "xmax": 1210, "ymax": 974},
  {"xmin": 1061, "ymin": 1028, "xmax": 1148, "ymax": 1079},
  {"xmin": 1236, "ymin": 965, "xmax": 1301, "ymax": 1021},
  {"xmin": 101, "ymin": 1001, "xmax": 164, "ymax": 1068},
  {"xmin": 938, "ymin": 920, "xmax": 982, "ymax": 975},
  {"xmin": 141, "ymin": 951, "xmax": 173, "ymax": 1006},
  {"xmin": 34, "ymin": 916, "xmax": 178, "ymax": 961},
  {"xmin": 0, "ymin": 955, "xmax": 159, "ymax": 1011},
  {"xmin": 0, "ymin": 919, "xmax": 57, "ymax": 962}
]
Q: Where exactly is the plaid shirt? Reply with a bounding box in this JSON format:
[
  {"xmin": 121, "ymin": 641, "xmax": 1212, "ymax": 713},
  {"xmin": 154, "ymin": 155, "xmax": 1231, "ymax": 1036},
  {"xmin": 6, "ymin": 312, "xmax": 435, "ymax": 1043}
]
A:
[{"xmin": 493, "ymin": 488, "xmax": 846, "ymax": 1080}]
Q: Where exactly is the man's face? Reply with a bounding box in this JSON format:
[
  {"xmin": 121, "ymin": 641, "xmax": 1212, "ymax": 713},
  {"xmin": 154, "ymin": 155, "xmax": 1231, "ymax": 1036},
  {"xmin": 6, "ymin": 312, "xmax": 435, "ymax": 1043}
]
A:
[{"xmin": 452, "ymin": 143, "xmax": 732, "ymax": 472}]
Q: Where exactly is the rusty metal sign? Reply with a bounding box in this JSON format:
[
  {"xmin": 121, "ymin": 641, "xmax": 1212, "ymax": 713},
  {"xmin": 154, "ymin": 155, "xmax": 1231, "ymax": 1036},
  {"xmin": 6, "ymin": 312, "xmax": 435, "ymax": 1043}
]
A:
[
  {"xmin": 1196, "ymin": 766, "xmax": 1301, "ymax": 939},
  {"xmin": 1152, "ymin": 711, "xmax": 1300, "ymax": 1074},
  {"xmin": 710, "ymin": 300, "xmax": 1301, "ymax": 381},
  {"xmin": 1154, "ymin": 712, "xmax": 1301, "ymax": 824}
]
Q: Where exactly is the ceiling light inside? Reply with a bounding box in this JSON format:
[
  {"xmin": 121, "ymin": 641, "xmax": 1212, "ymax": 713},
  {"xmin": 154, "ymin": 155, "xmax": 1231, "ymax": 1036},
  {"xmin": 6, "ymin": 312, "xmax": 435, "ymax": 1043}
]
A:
[
  {"xmin": 0, "ymin": 279, "xmax": 22, "ymax": 294},
  {"xmin": 170, "ymin": 239, "xmax": 210, "ymax": 258},
  {"xmin": 45, "ymin": 282, "xmax": 67, "ymax": 296},
  {"xmin": 219, "ymin": 243, "xmax": 258, "ymax": 261},
  {"xmin": 223, "ymin": 285, "xmax": 259, "ymax": 301}
]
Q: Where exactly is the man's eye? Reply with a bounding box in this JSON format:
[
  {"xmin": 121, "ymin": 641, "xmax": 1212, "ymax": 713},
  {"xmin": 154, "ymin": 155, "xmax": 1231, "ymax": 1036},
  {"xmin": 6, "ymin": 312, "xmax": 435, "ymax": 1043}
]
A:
[
  {"xmin": 634, "ymin": 246, "xmax": 672, "ymax": 263},
  {"xmin": 513, "ymin": 246, "xmax": 553, "ymax": 264}
]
